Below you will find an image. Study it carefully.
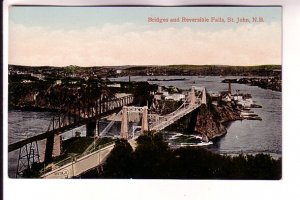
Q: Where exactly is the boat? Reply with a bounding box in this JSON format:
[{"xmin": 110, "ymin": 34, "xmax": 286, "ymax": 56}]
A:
[
  {"xmin": 147, "ymin": 78, "xmax": 187, "ymax": 81},
  {"xmin": 240, "ymin": 112, "xmax": 258, "ymax": 117},
  {"xmin": 244, "ymin": 116, "xmax": 262, "ymax": 120},
  {"xmin": 250, "ymin": 104, "xmax": 262, "ymax": 108}
]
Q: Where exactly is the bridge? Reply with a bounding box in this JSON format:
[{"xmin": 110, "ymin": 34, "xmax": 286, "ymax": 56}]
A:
[
  {"xmin": 41, "ymin": 143, "xmax": 116, "ymax": 179},
  {"xmin": 149, "ymin": 87, "xmax": 206, "ymax": 132},
  {"xmin": 40, "ymin": 86, "xmax": 207, "ymax": 178},
  {"xmin": 119, "ymin": 86, "xmax": 207, "ymax": 139},
  {"xmin": 8, "ymin": 92, "xmax": 134, "ymax": 177}
]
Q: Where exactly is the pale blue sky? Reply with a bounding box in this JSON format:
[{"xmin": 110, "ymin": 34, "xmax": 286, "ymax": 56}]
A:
[
  {"xmin": 8, "ymin": 6, "xmax": 282, "ymax": 66},
  {"xmin": 9, "ymin": 6, "xmax": 281, "ymax": 31}
]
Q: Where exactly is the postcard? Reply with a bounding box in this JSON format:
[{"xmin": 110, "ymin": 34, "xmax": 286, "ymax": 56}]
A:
[{"xmin": 6, "ymin": 6, "xmax": 282, "ymax": 181}]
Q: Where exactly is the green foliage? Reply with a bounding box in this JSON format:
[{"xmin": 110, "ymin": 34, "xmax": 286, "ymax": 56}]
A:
[
  {"xmin": 133, "ymin": 133, "xmax": 172, "ymax": 178},
  {"xmin": 102, "ymin": 139, "xmax": 133, "ymax": 178},
  {"xmin": 100, "ymin": 134, "xmax": 281, "ymax": 179},
  {"xmin": 133, "ymin": 82, "xmax": 157, "ymax": 106},
  {"xmin": 9, "ymin": 82, "xmax": 51, "ymax": 106},
  {"xmin": 65, "ymin": 65, "xmax": 80, "ymax": 73},
  {"xmin": 62, "ymin": 137, "xmax": 95, "ymax": 154},
  {"xmin": 125, "ymin": 66, "xmax": 148, "ymax": 71},
  {"xmin": 22, "ymin": 162, "xmax": 45, "ymax": 178}
]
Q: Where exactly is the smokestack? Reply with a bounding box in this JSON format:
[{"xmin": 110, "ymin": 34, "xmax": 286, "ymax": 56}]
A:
[{"xmin": 228, "ymin": 82, "xmax": 231, "ymax": 94}]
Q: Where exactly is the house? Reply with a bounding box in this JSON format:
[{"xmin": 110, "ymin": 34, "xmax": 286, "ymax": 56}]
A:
[
  {"xmin": 107, "ymin": 83, "xmax": 121, "ymax": 88},
  {"xmin": 162, "ymin": 91, "xmax": 169, "ymax": 96},
  {"xmin": 210, "ymin": 92, "xmax": 221, "ymax": 106},
  {"xmin": 55, "ymin": 80, "xmax": 62, "ymax": 85},
  {"xmin": 21, "ymin": 80, "xmax": 32, "ymax": 83},
  {"xmin": 164, "ymin": 93, "xmax": 185, "ymax": 101},
  {"xmin": 171, "ymin": 93, "xmax": 185, "ymax": 101}
]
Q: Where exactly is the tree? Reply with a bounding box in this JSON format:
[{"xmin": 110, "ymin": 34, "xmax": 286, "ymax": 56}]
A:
[
  {"xmin": 133, "ymin": 132, "xmax": 171, "ymax": 178},
  {"xmin": 102, "ymin": 139, "xmax": 133, "ymax": 178},
  {"xmin": 100, "ymin": 133, "xmax": 281, "ymax": 180}
]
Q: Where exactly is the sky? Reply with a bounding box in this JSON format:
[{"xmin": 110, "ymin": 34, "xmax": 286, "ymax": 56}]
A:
[{"xmin": 8, "ymin": 6, "xmax": 282, "ymax": 67}]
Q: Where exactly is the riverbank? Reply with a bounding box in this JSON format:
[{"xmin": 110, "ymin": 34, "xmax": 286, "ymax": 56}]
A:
[
  {"xmin": 9, "ymin": 105, "xmax": 59, "ymax": 112},
  {"xmin": 154, "ymin": 97, "xmax": 256, "ymax": 143},
  {"xmin": 222, "ymin": 77, "xmax": 282, "ymax": 92},
  {"xmin": 193, "ymin": 102, "xmax": 243, "ymax": 142}
]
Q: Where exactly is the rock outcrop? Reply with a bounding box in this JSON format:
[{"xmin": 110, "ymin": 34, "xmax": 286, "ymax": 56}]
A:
[{"xmin": 194, "ymin": 102, "xmax": 242, "ymax": 141}]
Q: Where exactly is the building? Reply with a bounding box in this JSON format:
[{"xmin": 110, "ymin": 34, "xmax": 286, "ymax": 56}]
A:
[
  {"xmin": 55, "ymin": 80, "xmax": 62, "ymax": 85},
  {"xmin": 107, "ymin": 83, "xmax": 121, "ymax": 88},
  {"xmin": 154, "ymin": 93, "xmax": 163, "ymax": 100},
  {"xmin": 170, "ymin": 93, "xmax": 185, "ymax": 101},
  {"xmin": 209, "ymin": 92, "xmax": 221, "ymax": 106}
]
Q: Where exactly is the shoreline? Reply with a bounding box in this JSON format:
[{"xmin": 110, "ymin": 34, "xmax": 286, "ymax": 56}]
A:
[
  {"xmin": 9, "ymin": 105, "xmax": 59, "ymax": 112},
  {"xmin": 222, "ymin": 77, "xmax": 281, "ymax": 92}
]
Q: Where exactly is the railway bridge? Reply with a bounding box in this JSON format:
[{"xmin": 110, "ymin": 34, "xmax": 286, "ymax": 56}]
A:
[{"xmin": 8, "ymin": 93, "xmax": 134, "ymax": 177}]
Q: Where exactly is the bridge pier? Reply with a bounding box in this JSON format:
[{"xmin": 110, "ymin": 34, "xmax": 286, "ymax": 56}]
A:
[
  {"xmin": 121, "ymin": 106, "xmax": 129, "ymax": 139},
  {"xmin": 191, "ymin": 86, "xmax": 196, "ymax": 105},
  {"xmin": 86, "ymin": 120, "xmax": 97, "ymax": 137},
  {"xmin": 44, "ymin": 133, "xmax": 62, "ymax": 163},
  {"xmin": 201, "ymin": 87, "xmax": 207, "ymax": 105}
]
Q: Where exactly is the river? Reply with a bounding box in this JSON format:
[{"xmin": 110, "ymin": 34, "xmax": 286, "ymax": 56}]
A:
[
  {"xmin": 8, "ymin": 76, "xmax": 281, "ymax": 177},
  {"xmin": 110, "ymin": 76, "xmax": 282, "ymax": 157}
]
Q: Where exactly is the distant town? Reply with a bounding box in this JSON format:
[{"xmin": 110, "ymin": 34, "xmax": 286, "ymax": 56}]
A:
[
  {"xmin": 9, "ymin": 64, "xmax": 281, "ymax": 77},
  {"xmin": 8, "ymin": 64, "xmax": 281, "ymax": 110}
]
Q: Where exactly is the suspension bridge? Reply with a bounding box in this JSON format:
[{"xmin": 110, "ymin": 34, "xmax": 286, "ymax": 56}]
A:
[{"xmin": 9, "ymin": 86, "xmax": 207, "ymax": 178}]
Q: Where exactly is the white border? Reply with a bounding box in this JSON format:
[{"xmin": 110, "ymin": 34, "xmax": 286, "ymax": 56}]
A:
[{"xmin": 3, "ymin": 1, "xmax": 300, "ymax": 200}]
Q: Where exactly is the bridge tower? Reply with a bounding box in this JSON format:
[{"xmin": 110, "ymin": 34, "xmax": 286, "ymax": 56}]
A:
[
  {"xmin": 141, "ymin": 106, "xmax": 148, "ymax": 133},
  {"xmin": 201, "ymin": 87, "xmax": 207, "ymax": 105},
  {"xmin": 190, "ymin": 86, "xmax": 196, "ymax": 105},
  {"xmin": 121, "ymin": 106, "xmax": 129, "ymax": 139},
  {"xmin": 120, "ymin": 106, "xmax": 149, "ymax": 139}
]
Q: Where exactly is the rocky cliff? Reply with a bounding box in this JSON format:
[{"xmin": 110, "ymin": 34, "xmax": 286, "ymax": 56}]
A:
[{"xmin": 194, "ymin": 102, "xmax": 242, "ymax": 142}]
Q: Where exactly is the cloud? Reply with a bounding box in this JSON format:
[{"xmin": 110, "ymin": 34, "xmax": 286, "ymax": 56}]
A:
[{"xmin": 8, "ymin": 22, "xmax": 281, "ymax": 66}]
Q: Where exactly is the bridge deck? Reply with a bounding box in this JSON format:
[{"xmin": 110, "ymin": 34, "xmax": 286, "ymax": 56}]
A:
[
  {"xmin": 41, "ymin": 143, "xmax": 115, "ymax": 178},
  {"xmin": 9, "ymin": 95, "xmax": 134, "ymax": 152},
  {"xmin": 40, "ymin": 104, "xmax": 202, "ymax": 178},
  {"xmin": 150, "ymin": 104, "xmax": 200, "ymax": 131}
]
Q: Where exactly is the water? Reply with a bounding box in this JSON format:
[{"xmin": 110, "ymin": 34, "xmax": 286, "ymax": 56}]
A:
[
  {"xmin": 8, "ymin": 111, "xmax": 56, "ymax": 144},
  {"xmin": 7, "ymin": 112, "xmax": 140, "ymax": 177},
  {"xmin": 110, "ymin": 76, "xmax": 282, "ymax": 156},
  {"xmin": 8, "ymin": 76, "xmax": 281, "ymax": 176},
  {"xmin": 8, "ymin": 111, "xmax": 88, "ymax": 177}
]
